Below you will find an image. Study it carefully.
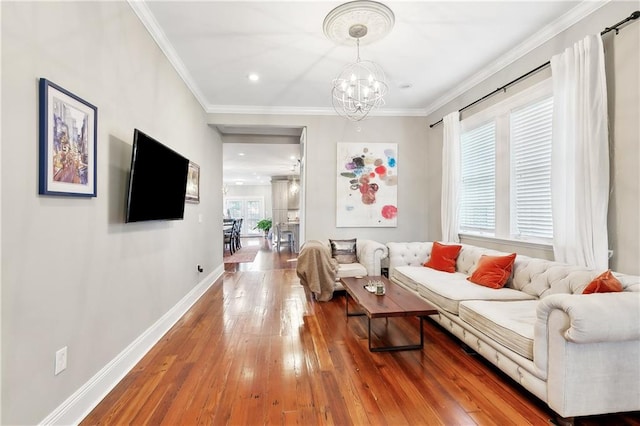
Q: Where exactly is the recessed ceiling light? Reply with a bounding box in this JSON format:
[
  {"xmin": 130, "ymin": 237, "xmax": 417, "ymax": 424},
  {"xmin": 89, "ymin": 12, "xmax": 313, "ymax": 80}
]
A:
[
  {"xmin": 235, "ymin": 181, "xmax": 244, "ymax": 185},
  {"xmin": 238, "ymin": 152, "xmax": 245, "ymax": 156},
  {"xmin": 248, "ymin": 73, "xmax": 259, "ymax": 82},
  {"xmin": 290, "ymin": 156, "xmax": 296, "ymax": 160}
]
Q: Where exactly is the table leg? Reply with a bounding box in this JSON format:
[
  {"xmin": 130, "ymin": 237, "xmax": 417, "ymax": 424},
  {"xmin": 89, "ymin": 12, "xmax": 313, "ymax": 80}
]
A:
[
  {"xmin": 368, "ymin": 316, "xmax": 425, "ymax": 352},
  {"xmin": 345, "ymin": 292, "xmax": 365, "ymax": 317}
]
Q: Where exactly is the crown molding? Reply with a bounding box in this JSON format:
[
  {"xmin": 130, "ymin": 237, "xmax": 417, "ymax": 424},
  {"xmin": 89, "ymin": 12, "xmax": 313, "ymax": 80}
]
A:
[
  {"xmin": 205, "ymin": 105, "xmax": 427, "ymax": 117},
  {"xmin": 128, "ymin": 0, "xmax": 425, "ymax": 118},
  {"xmin": 422, "ymin": 0, "xmax": 610, "ymax": 117},
  {"xmin": 130, "ymin": 0, "xmax": 608, "ymax": 120},
  {"xmin": 127, "ymin": 0, "xmax": 209, "ymax": 111},
  {"xmin": 206, "ymin": 105, "xmax": 335, "ymax": 116}
]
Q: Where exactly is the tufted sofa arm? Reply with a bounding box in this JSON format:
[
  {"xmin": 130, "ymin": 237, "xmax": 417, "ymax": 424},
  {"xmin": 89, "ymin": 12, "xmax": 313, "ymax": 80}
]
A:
[
  {"xmin": 356, "ymin": 239, "xmax": 388, "ymax": 276},
  {"xmin": 534, "ymin": 292, "xmax": 640, "ymax": 417},
  {"xmin": 536, "ymin": 292, "xmax": 640, "ymax": 345}
]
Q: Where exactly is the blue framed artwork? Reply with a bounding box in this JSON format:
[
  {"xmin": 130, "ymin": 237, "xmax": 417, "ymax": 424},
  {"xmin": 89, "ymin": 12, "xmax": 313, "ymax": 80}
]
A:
[{"xmin": 39, "ymin": 78, "xmax": 97, "ymax": 197}]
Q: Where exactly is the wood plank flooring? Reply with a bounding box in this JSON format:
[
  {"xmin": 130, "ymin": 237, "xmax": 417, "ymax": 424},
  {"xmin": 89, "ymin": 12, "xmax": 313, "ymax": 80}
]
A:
[{"xmin": 81, "ymin": 238, "xmax": 640, "ymax": 425}]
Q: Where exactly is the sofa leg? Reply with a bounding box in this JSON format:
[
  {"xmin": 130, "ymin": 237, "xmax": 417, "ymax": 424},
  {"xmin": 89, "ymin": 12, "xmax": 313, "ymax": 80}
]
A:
[{"xmin": 550, "ymin": 416, "xmax": 574, "ymax": 426}]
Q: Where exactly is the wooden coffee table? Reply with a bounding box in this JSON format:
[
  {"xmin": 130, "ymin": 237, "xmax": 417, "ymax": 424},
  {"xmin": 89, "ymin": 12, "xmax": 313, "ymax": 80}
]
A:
[{"xmin": 340, "ymin": 275, "xmax": 438, "ymax": 352}]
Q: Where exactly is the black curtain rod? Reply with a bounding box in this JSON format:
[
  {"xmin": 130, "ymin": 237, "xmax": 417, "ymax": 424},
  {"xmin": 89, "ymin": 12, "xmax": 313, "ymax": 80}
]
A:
[{"xmin": 429, "ymin": 10, "xmax": 640, "ymax": 128}]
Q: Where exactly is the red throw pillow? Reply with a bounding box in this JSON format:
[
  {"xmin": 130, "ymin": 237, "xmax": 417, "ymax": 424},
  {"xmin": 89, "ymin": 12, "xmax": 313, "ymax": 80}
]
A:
[
  {"xmin": 467, "ymin": 253, "xmax": 517, "ymax": 289},
  {"xmin": 424, "ymin": 242, "xmax": 462, "ymax": 273},
  {"xmin": 582, "ymin": 270, "xmax": 623, "ymax": 294}
]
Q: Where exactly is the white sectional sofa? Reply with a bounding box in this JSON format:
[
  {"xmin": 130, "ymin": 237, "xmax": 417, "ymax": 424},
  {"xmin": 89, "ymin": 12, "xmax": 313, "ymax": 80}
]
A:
[{"xmin": 387, "ymin": 241, "xmax": 640, "ymax": 422}]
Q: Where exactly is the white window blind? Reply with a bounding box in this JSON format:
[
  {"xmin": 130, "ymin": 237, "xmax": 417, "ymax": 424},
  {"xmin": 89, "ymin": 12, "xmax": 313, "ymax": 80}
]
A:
[
  {"xmin": 460, "ymin": 121, "xmax": 495, "ymax": 232},
  {"xmin": 510, "ymin": 97, "xmax": 553, "ymax": 239}
]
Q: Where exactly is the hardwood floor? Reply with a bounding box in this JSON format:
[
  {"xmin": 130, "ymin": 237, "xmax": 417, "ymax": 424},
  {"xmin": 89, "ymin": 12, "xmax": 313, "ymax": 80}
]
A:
[{"xmin": 82, "ymin": 238, "xmax": 640, "ymax": 425}]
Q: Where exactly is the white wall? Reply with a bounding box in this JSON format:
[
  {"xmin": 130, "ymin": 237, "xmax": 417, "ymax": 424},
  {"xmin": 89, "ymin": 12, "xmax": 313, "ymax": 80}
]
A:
[
  {"xmin": 424, "ymin": 2, "xmax": 640, "ymax": 274},
  {"xmin": 603, "ymin": 4, "xmax": 640, "ymax": 275},
  {"xmin": 0, "ymin": 3, "xmax": 3, "ymax": 422},
  {"xmin": 1, "ymin": 2, "xmax": 222, "ymax": 424},
  {"xmin": 209, "ymin": 114, "xmax": 430, "ymax": 244}
]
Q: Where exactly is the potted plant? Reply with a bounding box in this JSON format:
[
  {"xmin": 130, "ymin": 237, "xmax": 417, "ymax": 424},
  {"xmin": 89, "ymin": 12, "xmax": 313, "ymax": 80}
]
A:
[{"xmin": 254, "ymin": 218, "xmax": 272, "ymax": 238}]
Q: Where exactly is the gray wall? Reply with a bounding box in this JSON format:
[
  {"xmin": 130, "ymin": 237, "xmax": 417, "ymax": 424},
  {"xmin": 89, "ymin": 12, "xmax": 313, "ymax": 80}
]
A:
[
  {"xmin": 1, "ymin": 2, "xmax": 223, "ymax": 424},
  {"xmin": 424, "ymin": 1, "xmax": 640, "ymax": 274},
  {"xmin": 209, "ymin": 114, "xmax": 430, "ymax": 243}
]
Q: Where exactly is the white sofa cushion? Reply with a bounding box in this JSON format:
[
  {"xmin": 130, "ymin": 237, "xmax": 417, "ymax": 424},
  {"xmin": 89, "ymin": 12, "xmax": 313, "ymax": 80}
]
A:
[
  {"xmin": 459, "ymin": 300, "xmax": 538, "ymax": 361},
  {"xmin": 336, "ymin": 262, "xmax": 367, "ymax": 278},
  {"xmin": 389, "ymin": 266, "xmax": 421, "ymax": 291},
  {"xmin": 393, "ymin": 266, "xmax": 535, "ymax": 315}
]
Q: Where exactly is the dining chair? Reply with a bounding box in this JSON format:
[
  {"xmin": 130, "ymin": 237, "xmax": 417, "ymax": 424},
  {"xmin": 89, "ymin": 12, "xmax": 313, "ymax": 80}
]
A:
[
  {"xmin": 232, "ymin": 218, "xmax": 243, "ymax": 252},
  {"xmin": 224, "ymin": 220, "xmax": 235, "ymax": 254},
  {"xmin": 274, "ymin": 222, "xmax": 294, "ymax": 252}
]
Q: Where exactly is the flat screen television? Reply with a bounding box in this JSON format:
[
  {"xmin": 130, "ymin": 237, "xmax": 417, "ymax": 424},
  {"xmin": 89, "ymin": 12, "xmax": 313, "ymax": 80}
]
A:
[{"xmin": 125, "ymin": 129, "xmax": 189, "ymax": 223}]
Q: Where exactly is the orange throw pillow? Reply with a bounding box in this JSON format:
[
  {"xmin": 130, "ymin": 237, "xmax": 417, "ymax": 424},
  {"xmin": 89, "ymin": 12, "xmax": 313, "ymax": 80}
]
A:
[
  {"xmin": 582, "ymin": 270, "xmax": 623, "ymax": 294},
  {"xmin": 424, "ymin": 242, "xmax": 462, "ymax": 273},
  {"xmin": 467, "ymin": 253, "xmax": 517, "ymax": 289}
]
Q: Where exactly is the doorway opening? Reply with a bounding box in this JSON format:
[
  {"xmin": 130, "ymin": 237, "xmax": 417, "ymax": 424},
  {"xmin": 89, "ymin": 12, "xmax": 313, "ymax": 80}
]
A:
[{"xmin": 217, "ymin": 124, "xmax": 306, "ymax": 253}]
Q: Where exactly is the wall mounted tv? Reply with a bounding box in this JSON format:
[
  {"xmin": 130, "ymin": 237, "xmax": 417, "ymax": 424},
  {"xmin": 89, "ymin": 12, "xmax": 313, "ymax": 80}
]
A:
[{"xmin": 125, "ymin": 129, "xmax": 189, "ymax": 223}]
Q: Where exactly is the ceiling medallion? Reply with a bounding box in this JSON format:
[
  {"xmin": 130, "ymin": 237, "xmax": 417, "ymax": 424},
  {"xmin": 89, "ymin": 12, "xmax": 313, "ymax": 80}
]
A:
[
  {"xmin": 323, "ymin": 0, "xmax": 395, "ymax": 45},
  {"xmin": 324, "ymin": 1, "xmax": 395, "ymax": 121}
]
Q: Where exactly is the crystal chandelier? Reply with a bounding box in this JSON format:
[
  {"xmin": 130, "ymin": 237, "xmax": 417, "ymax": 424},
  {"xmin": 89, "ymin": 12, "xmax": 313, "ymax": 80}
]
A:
[
  {"xmin": 331, "ymin": 25, "xmax": 388, "ymax": 121},
  {"xmin": 324, "ymin": 1, "xmax": 394, "ymax": 121}
]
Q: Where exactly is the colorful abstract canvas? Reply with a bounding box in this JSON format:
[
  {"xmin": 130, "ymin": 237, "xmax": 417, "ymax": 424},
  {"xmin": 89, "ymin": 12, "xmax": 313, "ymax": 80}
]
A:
[{"xmin": 336, "ymin": 143, "xmax": 398, "ymax": 227}]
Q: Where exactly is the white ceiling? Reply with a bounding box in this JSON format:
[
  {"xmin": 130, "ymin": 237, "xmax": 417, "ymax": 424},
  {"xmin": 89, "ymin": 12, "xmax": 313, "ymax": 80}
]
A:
[
  {"xmin": 215, "ymin": 124, "xmax": 303, "ymax": 185},
  {"xmin": 131, "ymin": 0, "xmax": 596, "ymax": 184},
  {"xmin": 222, "ymin": 142, "xmax": 301, "ymax": 185}
]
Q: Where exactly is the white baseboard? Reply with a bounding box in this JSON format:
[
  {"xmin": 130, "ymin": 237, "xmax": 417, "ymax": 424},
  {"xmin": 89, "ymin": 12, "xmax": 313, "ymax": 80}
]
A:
[{"xmin": 40, "ymin": 264, "xmax": 225, "ymax": 426}]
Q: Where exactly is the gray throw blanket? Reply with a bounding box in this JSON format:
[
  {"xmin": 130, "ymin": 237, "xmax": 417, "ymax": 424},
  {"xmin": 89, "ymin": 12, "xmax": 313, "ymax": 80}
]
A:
[{"xmin": 296, "ymin": 240, "xmax": 339, "ymax": 301}]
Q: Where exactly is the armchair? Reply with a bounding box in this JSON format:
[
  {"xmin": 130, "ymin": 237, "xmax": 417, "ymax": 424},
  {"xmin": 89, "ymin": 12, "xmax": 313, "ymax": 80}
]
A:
[{"xmin": 296, "ymin": 239, "xmax": 388, "ymax": 301}]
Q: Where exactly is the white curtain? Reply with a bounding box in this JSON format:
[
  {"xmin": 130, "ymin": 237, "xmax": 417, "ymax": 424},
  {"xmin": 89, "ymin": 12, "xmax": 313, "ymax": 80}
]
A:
[
  {"xmin": 441, "ymin": 111, "xmax": 461, "ymax": 243},
  {"xmin": 551, "ymin": 34, "xmax": 609, "ymax": 269}
]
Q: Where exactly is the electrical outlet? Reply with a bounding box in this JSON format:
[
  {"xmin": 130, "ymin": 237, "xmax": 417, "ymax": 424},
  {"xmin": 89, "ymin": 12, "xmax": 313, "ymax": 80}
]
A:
[{"xmin": 55, "ymin": 346, "xmax": 67, "ymax": 376}]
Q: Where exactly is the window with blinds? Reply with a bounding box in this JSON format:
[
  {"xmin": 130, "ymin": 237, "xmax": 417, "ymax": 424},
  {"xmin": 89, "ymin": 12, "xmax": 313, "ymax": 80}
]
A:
[
  {"xmin": 458, "ymin": 78, "xmax": 553, "ymax": 244},
  {"xmin": 460, "ymin": 121, "xmax": 496, "ymax": 232},
  {"xmin": 510, "ymin": 97, "xmax": 554, "ymax": 239}
]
